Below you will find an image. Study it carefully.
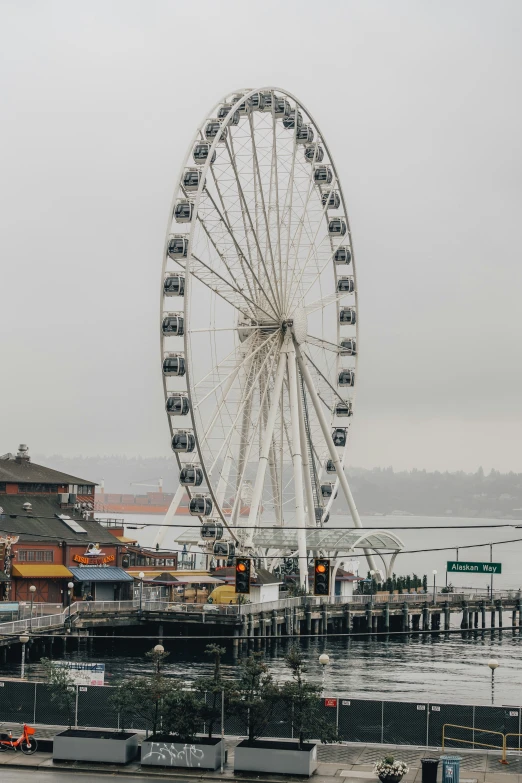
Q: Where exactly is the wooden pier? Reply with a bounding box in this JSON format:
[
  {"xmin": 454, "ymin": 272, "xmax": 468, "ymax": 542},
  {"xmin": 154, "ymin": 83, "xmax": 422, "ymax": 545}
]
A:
[{"xmin": 2, "ymin": 594, "xmax": 521, "ymax": 664}]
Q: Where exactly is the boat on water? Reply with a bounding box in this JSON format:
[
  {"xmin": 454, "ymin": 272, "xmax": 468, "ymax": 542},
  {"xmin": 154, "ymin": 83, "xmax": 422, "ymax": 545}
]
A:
[{"xmin": 94, "ymin": 491, "xmax": 251, "ymax": 516}]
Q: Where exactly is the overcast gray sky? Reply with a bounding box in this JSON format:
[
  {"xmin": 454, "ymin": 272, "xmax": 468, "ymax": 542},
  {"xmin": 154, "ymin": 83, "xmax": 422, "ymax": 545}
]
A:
[{"xmin": 1, "ymin": 0, "xmax": 521, "ymax": 472}]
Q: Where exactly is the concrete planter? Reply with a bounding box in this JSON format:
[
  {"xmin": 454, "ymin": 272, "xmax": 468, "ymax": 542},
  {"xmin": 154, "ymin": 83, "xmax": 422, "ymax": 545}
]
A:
[
  {"xmin": 53, "ymin": 729, "xmax": 138, "ymax": 764},
  {"xmin": 234, "ymin": 739, "xmax": 317, "ymax": 776},
  {"xmin": 141, "ymin": 735, "xmax": 224, "ymax": 770}
]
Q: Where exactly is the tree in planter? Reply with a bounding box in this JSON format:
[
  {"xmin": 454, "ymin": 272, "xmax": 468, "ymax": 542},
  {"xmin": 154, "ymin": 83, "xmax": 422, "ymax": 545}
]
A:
[
  {"xmin": 230, "ymin": 652, "xmax": 279, "ymax": 743},
  {"xmin": 162, "ymin": 688, "xmax": 204, "ymax": 742},
  {"xmin": 109, "ymin": 646, "xmax": 174, "ymax": 736},
  {"xmin": 41, "ymin": 658, "xmax": 76, "ymax": 729},
  {"xmin": 281, "ymin": 646, "xmax": 339, "ymax": 750},
  {"xmin": 195, "ymin": 644, "xmax": 232, "ymax": 739}
]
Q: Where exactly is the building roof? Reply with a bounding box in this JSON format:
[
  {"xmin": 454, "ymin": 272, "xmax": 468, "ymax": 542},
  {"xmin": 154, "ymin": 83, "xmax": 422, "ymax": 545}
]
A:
[
  {"xmin": 251, "ymin": 528, "xmax": 404, "ymax": 552},
  {"xmin": 214, "ymin": 566, "xmax": 282, "ymax": 586},
  {"xmin": 12, "ymin": 564, "xmax": 73, "ymax": 579},
  {"xmin": 69, "ymin": 566, "xmax": 134, "ymax": 582},
  {"xmin": 0, "ymin": 496, "xmax": 120, "ymax": 545},
  {"xmin": 0, "ymin": 453, "xmax": 96, "ymax": 486}
]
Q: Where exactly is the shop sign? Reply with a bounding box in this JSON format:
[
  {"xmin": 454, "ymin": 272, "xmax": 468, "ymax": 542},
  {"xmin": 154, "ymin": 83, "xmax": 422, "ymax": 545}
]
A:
[
  {"xmin": 324, "ymin": 698, "xmax": 337, "ymax": 708},
  {"xmin": 73, "ymin": 554, "xmax": 115, "ymax": 565},
  {"xmin": 53, "ymin": 661, "xmax": 105, "ymax": 686},
  {"xmin": 73, "ymin": 543, "xmax": 115, "ymax": 565}
]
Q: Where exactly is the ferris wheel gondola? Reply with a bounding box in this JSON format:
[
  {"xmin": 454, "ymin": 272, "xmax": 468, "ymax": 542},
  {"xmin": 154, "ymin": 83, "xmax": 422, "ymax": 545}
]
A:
[{"xmin": 158, "ymin": 86, "xmax": 377, "ymax": 583}]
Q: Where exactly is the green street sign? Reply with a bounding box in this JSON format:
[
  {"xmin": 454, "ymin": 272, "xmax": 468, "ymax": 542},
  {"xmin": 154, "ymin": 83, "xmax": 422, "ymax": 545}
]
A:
[{"xmin": 447, "ymin": 561, "xmax": 502, "ymax": 574}]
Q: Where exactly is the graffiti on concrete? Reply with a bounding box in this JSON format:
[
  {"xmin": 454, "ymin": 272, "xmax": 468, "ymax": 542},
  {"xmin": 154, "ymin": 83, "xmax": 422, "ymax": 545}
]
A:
[{"xmin": 142, "ymin": 742, "xmax": 207, "ymax": 767}]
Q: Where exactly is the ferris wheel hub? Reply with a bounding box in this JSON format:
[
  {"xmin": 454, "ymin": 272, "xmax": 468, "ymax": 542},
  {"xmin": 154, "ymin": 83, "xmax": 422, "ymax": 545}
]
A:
[{"xmin": 285, "ymin": 308, "xmax": 308, "ymax": 345}]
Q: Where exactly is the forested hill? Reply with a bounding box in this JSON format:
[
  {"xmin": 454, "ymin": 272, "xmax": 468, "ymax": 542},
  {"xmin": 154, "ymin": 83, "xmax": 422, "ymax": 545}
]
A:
[{"xmin": 35, "ymin": 455, "xmax": 522, "ymax": 519}]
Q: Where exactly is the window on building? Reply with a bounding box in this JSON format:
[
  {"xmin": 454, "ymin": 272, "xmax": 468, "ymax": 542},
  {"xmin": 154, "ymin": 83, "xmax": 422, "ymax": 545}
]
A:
[
  {"xmin": 77, "ymin": 485, "xmax": 94, "ymax": 495},
  {"xmin": 0, "ymin": 483, "xmax": 6, "ymax": 493},
  {"xmin": 18, "ymin": 550, "xmax": 54, "ymax": 562},
  {"xmin": 17, "ymin": 484, "xmax": 59, "ymax": 493}
]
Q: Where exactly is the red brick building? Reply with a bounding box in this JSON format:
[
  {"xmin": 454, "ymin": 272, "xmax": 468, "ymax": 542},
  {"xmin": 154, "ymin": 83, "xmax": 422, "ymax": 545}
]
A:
[{"xmin": 0, "ymin": 446, "xmax": 131, "ymax": 603}]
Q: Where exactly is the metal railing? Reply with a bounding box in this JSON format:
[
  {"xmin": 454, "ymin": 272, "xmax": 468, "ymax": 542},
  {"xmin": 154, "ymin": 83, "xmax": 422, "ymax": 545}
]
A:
[
  {"xmin": 442, "ymin": 723, "xmax": 505, "ymax": 752},
  {"xmin": 0, "ymin": 603, "xmax": 79, "ymax": 637},
  {"xmin": 442, "ymin": 724, "xmax": 522, "ymax": 764}
]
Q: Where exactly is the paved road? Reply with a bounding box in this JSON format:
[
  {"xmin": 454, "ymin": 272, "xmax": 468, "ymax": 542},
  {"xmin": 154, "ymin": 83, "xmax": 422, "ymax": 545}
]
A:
[{"xmin": 0, "ymin": 771, "xmax": 193, "ymax": 783}]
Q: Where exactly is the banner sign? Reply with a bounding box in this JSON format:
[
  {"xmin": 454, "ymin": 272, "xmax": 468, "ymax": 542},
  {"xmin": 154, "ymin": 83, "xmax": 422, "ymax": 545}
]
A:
[
  {"xmin": 324, "ymin": 698, "xmax": 337, "ymax": 708},
  {"xmin": 447, "ymin": 561, "xmax": 502, "ymax": 574},
  {"xmin": 53, "ymin": 661, "xmax": 105, "ymax": 686}
]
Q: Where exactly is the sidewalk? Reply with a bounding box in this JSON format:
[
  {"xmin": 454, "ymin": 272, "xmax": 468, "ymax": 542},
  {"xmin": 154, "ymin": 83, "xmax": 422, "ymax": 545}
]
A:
[{"xmin": 1, "ymin": 742, "xmax": 522, "ymax": 783}]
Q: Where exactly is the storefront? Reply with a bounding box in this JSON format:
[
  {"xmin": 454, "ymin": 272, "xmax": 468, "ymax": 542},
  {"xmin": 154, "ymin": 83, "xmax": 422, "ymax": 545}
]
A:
[
  {"xmin": 11, "ymin": 564, "xmax": 74, "ymax": 602},
  {"xmin": 68, "ymin": 566, "xmax": 133, "ymax": 601}
]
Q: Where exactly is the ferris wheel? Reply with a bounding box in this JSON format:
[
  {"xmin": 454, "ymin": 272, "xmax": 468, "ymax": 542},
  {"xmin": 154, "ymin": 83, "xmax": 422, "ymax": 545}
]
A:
[{"xmin": 158, "ymin": 87, "xmax": 376, "ymax": 586}]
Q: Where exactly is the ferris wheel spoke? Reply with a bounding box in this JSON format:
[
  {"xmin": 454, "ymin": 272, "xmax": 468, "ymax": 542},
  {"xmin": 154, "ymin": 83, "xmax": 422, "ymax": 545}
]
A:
[
  {"xmin": 198, "ymin": 187, "xmax": 273, "ymax": 312},
  {"xmin": 305, "ymin": 288, "xmax": 353, "ymax": 316},
  {"xmin": 271, "ymin": 112, "xmax": 283, "ymax": 300},
  {"xmin": 207, "ymin": 341, "xmax": 279, "ymax": 476},
  {"xmin": 302, "ymin": 349, "xmax": 346, "ymax": 404},
  {"xmin": 202, "ymin": 184, "xmax": 259, "ymax": 307},
  {"xmin": 306, "ymin": 334, "xmax": 340, "ymax": 352},
  {"xmin": 282, "ymin": 124, "xmax": 299, "ymax": 308},
  {"xmin": 193, "ymin": 330, "xmax": 278, "ymax": 406},
  {"xmin": 188, "ymin": 253, "xmax": 259, "ymax": 320},
  {"xmin": 190, "ymin": 249, "xmax": 276, "ymax": 323},
  {"xmin": 246, "ymin": 112, "xmax": 282, "ymax": 312},
  {"xmin": 197, "ymin": 215, "xmax": 252, "ymax": 293},
  {"xmin": 224, "ymin": 135, "xmax": 281, "ymax": 315},
  {"xmin": 285, "ymin": 185, "xmax": 338, "ymax": 313},
  {"xmin": 282, "ymin": 148, "xmax": 324, "ymax": 310}
]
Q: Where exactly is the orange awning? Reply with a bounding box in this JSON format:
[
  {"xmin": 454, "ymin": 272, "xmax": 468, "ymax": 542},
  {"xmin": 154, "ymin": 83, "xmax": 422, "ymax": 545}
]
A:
[{"xmin": 12, "ymin": 565, "xmax": 73, "ymax": 579}]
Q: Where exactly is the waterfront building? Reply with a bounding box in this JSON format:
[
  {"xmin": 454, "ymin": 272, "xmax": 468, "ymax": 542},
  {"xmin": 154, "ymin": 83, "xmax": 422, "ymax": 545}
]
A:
[{"xmin": 0, "ymin": 445, "xmax": 131, "ymax": 602}]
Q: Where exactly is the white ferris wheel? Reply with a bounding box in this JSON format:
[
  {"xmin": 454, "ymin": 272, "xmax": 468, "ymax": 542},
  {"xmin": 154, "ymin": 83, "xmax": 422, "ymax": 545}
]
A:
[{"xmin": 157, "ymin": 87, "xmax": 380, "ymax": 588}]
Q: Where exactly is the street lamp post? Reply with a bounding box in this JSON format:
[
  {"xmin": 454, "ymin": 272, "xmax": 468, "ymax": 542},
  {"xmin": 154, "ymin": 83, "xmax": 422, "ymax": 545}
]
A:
[
  {"xmin": 139, "ymin": 572, "xmax": 145, "ymax": 613},
  {"xmin": 67, "ymin": 581, "xmax": 74, "ymax": 628},
  {"xmin": 154, "ymin": 643, "xmax": 164, "ymax": 674},
  {"xmin": 432, "ymin": 570, "xmax": 437, "ymax": 604},
  {"xmin": 19, "ymin": 633, "xmax": 29, "ymax": 679},
  {"xmin": 488, "ymin": 659, "xmax": 499, "ymax": 705},
  {"xmin": 319, "ymin": 653, "xmax": 330, "ymax": 697},
  {"xmin": 29, "ymin": 585, "xmax": 36, "ymax": 631}
]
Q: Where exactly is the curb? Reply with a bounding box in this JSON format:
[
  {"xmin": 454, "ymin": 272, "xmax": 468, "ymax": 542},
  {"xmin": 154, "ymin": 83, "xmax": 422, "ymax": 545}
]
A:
[{"xmin": 4, "ymin": 759, "xmax": 316, "ymax": 783}]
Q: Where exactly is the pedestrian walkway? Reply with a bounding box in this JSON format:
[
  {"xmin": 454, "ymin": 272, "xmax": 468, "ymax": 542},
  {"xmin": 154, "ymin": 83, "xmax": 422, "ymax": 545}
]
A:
[{"xmin": 1, "ymin": 738, "xmax": 522, "ymax": 783}]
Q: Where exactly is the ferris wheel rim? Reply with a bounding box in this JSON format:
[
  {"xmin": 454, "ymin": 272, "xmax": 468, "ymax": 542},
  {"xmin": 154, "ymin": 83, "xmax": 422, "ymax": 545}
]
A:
[{"xmin": 161, "ymin": 86, "xmax": 359, "ymax": 557}]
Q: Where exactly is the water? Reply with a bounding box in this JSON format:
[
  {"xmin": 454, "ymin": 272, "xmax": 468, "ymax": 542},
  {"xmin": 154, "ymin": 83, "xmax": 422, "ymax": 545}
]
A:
[
  {"xmin": 5, "ymin": 513, "xmax": 522, "ymax": 705},
  {"xmin": 8, "ymin": 631, "xmax": 522, "ymax": 706}
]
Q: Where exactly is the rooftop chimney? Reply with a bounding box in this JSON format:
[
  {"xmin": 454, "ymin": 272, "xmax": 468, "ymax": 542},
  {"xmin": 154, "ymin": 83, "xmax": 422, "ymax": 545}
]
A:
[{"xmin": 16, "ymin": 444, "xmax": 30, "ymax": 464}]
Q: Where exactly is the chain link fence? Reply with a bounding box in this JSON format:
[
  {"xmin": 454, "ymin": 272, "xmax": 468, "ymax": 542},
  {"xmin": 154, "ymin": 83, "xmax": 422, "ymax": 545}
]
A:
[{"xmin": 1, "ymin": 677, "xmax": 520, "ymax": 748}]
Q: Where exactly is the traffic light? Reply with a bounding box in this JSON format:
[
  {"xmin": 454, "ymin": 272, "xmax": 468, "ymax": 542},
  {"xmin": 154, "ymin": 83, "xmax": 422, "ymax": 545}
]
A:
[
  {"xmin": 235, "ymin": 557, "xmax": 251, "ymax": 594},
  {"xmin": 314, "ymin": 558, "xmax": 330, "ymax": 596}
]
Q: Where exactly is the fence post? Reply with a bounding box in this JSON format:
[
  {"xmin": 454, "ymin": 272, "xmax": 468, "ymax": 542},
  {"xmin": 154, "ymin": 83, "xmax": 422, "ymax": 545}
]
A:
[
  {"xmin": 380, "ymin": 701, "xmax": 384, "ymax": 744},
  {"xmin": 426, "ymin": 703, "xmax": 430, "ymax": 747},
  {"xmin": 75, "ymin": 685, "xmax": 79, "ymax": 728},
  {"xmin": 33, "ymin": 682, "xmax": 37, "ymax": 724}
]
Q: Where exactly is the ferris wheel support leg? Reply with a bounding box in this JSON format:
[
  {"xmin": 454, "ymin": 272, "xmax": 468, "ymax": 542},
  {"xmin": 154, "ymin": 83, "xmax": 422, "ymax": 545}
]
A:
[
  {"xmin": 286, "ymin": 345, "xmax": 309, "ymax": 591},
  {"xmin": 295, "ymin": 342, "xmax": 377, "ymax": 573},
  {"xmin": 296, "ymin": 369, "xmax": 318, "ymax": 529},
  {"xmin": 152, "ymin": 483, "xmax": 185, "ymax": 549},
  {"xmin": 244, "ymin": 346, "xmax": 288, "ymax": 549},
  {"xmin": 216, "ymin": 452, "xmax": 233, "ymax": 510}
]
